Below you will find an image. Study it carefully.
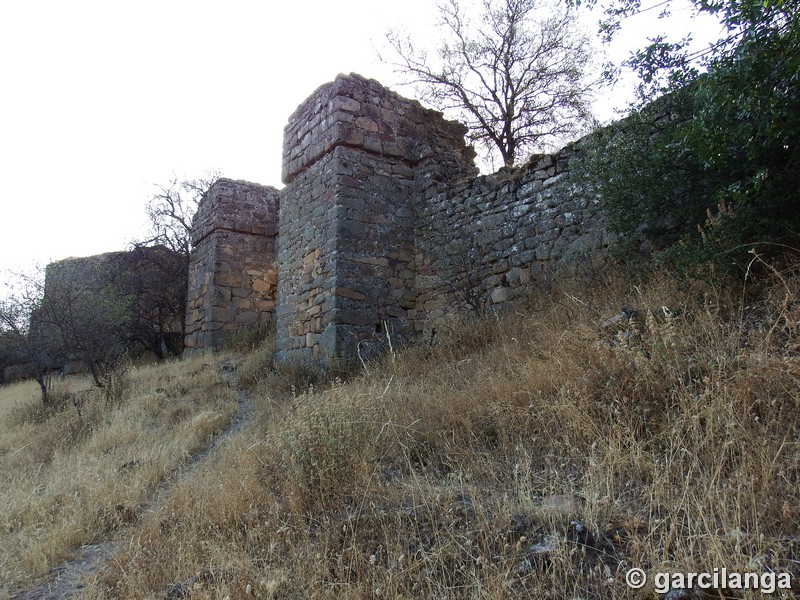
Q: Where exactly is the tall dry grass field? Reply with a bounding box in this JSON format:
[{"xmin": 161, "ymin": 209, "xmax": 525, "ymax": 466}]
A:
[
  {"xmin": 0, "ymin": 381, "xmax": 39, "ymax": 430},
  {"xmin": 1, "ymin": 352, "xmax": 238, "ymax": 597},
  {"xmin": 79, "ymin": 266, "xmax": 799, "ymax": 599}
]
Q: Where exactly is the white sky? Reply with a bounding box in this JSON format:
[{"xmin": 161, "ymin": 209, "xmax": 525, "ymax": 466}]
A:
[{"xmin": 0, "ymin": 0, "xmax": 723, "ymax": 276}]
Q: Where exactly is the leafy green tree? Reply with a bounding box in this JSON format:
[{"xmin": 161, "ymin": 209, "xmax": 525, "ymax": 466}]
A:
[
  {"xmin": 579, "ymin": 88, "xmax": 713, "ymax": 243},
  {"xmin": 579, "ymin": 0, "xmax": 800, "ymax": 272}
]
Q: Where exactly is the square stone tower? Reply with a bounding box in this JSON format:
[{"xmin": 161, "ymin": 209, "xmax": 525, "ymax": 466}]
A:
[
  {"xmin": 185, "ymin": 179, "xmax": 279, "ymax": 350},
  {"xmin": 276, "ymin": 74, "xmax": 477, "ymax": 363}
]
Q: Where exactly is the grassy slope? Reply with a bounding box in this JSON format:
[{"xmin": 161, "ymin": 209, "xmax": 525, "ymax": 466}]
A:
[
  {"xmin": 0, "ymin": 353, "xmax": 238, "ymax": 597},
  {"xmin": 3, "ymin": 265, "xmax": 798, "ymax": 599},
  {"xmin": 90, "ymin": 266, "xmax": 799, "ymax": 599}
]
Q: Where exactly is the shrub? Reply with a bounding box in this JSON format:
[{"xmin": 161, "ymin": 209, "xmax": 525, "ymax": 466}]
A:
[{"xmin": 581, "ymin": 3, "xmax": 800, "ymax": 276}]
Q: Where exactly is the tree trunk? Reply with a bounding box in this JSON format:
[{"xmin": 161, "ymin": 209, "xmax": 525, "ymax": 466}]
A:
[{"xmin": 35, "ymin": 374, "xmax": 49, "ymax": 406}]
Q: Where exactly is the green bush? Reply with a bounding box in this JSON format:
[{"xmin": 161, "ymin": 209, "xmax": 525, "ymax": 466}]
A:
[{"xmin": 582, "ymin": 0, "xmax": 800, "ymax": 276}]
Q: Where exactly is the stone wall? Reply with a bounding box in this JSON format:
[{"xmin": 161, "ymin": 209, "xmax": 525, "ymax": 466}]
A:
[
  {"xmin": 42, "ymin": 248, "xmax": 187, "ymax": 356},
  {"xmin": 184, "ymin": 178, "xmax": 279, "ymax": 350},
  {"xmin": 276, "ymin": 74, "xmax": 477, "ymax": 362},
  {"xmin": 184, "ymin": 74, "xmax": 616, "ymax": 363},
  {"xmin": 4, "ymin": 247, "xmax": 187, "ymax": 382},
  {"xmin": 414, "ymin": 138, "xmax": 615, "ymax": 323}
]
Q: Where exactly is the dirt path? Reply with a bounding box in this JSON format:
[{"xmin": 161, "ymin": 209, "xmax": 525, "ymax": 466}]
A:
[{"xmin": 11, "ymin": 359, "xmax": 254, "ymax": 600}]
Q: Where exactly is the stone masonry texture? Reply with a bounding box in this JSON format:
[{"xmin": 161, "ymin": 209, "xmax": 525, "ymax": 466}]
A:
[
  {"xmin": 277, "ymin": 74, "xmax": 478, "ymax": 362},
  {"xmin": 185, "ymin": 178, "xmax": 279, "ymax": 350},
  {"xmin": 186, "ymin": 73, "xmax": 616, "ymax": 363},
  {"xmin": 414, "ymin": 140, "xmax": 616, "ymax": 327}
]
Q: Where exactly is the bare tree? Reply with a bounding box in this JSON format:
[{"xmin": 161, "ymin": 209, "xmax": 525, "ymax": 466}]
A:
[
  {"xmin": 0, "ymin": 274, "xmax": 60, "ymax": 404},
  {"xmin": 385, "ymin": 0, "xmax": 594, "ymax": 167},
  {"xmin": 121, "ymin": 246, "xmax": 188, "ymax": 357},
  {"xmin": 1, "ymin": 248, "xmax": 187, "ymax": 404},
  {"xmin": 139, "ymin": 171, "xmax": 221, "ymax": 255},
  {"xmin": 133, "ymin": 171, "xmax": 221, "ymax": 345}
]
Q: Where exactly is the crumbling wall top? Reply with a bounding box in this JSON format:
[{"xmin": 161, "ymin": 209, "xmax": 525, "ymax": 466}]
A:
[
  {"xmin": 191, "ymin": 178, "xmax": 279, "ymax": 247},
  {"xmin": 281, "ymin": 73, "xmax": 478, "ymax": 185}
]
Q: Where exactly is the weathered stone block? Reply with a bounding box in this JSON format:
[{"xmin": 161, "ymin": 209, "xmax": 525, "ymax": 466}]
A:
[
  {"xmin": 235, "ymin": 311, "xmax": 259, "ymax": 325},
  {"xmin": 255, "ymin": 300, "xmax": 277, "ymax": 312},
  {"xmin": 253, "ymin": 279, "xmax": 272, "ymax": 293},
  {"xmin": 490, "ymin": 287, "xmax": 511, "ymax": 304}
]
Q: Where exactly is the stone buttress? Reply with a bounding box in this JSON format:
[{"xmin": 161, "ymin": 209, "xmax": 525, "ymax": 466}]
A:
[
  {"xmin": 276, "ymin": 74, "xmax": 477, "ymax": 362},
  {"xmin": 185, "ymin": 178, "xmax": 279, "ymax": 350},
  {"xmin": 182, "ymin": 74, "xmax": 617, "ymax": 360}
]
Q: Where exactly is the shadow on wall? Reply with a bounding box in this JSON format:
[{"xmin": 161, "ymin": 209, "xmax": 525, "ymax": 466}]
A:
[{"xmin": 185, "ymin": 73, "xmax": 617, "ymax": 365}]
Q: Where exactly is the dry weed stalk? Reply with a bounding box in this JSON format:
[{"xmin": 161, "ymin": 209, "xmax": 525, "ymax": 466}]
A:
[
  {"xmin": 5, "ymin": 265, "xmax": 799, "ymax": 599},
  {"xmin": 0, "ymin": 352, "xmax": 238, "ymax": 595}
]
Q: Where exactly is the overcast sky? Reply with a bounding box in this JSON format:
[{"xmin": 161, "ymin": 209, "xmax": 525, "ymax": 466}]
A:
[{"xmin": 0, "ymin": 0, "xmax": 722, "ymax": 276}]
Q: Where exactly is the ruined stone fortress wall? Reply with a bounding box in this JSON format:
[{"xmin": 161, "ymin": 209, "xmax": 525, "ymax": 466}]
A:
[
  {"xmin": 184, "ymin": 179, "xmax": 279, "ymax": 350},
  {"xmin": 185, "ymin": 74, "xmax": 613, "ymax": 360},
  {"xmin": 414, "ymin": 140, "xmax": 614, "ymax": 321},
  {"xmin": 276, "ymin": 75, "xmax": 477, "ymax": 361}
]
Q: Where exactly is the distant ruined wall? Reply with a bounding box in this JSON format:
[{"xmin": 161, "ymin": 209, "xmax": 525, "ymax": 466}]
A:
[
  {"xmin": 184, "ymin": 179, "xmax": 279, "ymax": 350},
  {"xmin": 7, "ymin": 247, "xmax": 186, "ymax": 381},
  {"xmin": 185, "ymin": 74, "xmax": 615, "ymax": 363},
  {"xmin": 276, "ymin": 74, "xmax": 477, "ymax": 362}
]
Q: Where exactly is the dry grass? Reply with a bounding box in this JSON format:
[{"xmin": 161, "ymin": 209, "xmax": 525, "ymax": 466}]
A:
[
  {"xmin": 8, "ymin": 264, "xmax": 800, "ymax": 599},
  {"xmin": 0, "ymin": 376, "xmax": 93, "ymax": 425},
  {"xmin": 0, "ymin": 379, "xmax": 41, "ymax": 424},
  {"xmin": 0, "ymin": 352, "xmax": 238, "ymax": 597}
]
